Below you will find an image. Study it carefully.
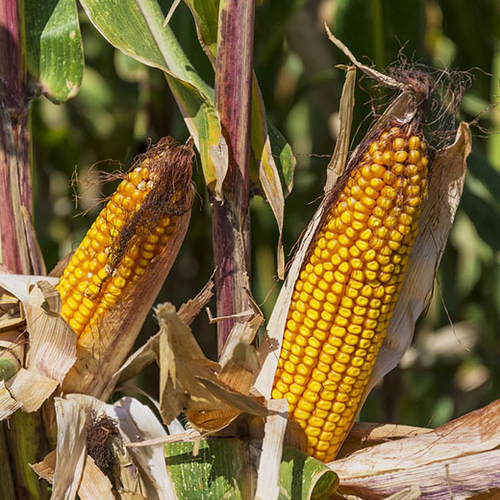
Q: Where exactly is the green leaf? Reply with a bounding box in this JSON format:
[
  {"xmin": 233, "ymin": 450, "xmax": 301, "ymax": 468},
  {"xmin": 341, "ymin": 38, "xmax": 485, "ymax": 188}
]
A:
[
  {"xmin": 25, "ymin": 0, "xmax": 84, "ymax": 104},
  {"xmin": 165, "ymin": 438, "xmax": 249, "ymax": 499},
  {"xmin": 279, "ymin": 447, "xmax": 339, "ymax": 500},
  {"xmin": 184, "ymin": 0, "xmax": 219, "ymax": 61},
  {"xmin": 80, "ymin": 0, "xmax": 228, "ymax": 197},
  {"xmin": 268, "ymin": 123, "xmax": 295, "ymax": 197}
]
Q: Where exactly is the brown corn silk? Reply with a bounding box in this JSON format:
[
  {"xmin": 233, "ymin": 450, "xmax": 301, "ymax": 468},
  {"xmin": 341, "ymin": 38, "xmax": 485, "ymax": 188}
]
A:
[
  {"xmin": 56, "ymin": 138, "xmax": 193, "ymax": 343},
  {"xmin": 272, "ymin": 122, "xmax": 429, "ymax": 462}
]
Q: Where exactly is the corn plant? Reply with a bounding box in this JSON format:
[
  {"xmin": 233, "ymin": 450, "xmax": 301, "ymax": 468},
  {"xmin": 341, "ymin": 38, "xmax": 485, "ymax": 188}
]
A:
[{"xmin": 1, "ymin": 1, "xmax": 500, "ymax": 499}]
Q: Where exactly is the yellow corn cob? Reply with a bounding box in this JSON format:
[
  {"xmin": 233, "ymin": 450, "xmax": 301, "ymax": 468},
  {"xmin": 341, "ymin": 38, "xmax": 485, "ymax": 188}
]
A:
[
  {"xmin": 272, "ymin": 125, "xmax": 429, "ymax": 462},
  {"xmin": 56, "ymin": 138, "xmax": 192, "ymax": 339}
]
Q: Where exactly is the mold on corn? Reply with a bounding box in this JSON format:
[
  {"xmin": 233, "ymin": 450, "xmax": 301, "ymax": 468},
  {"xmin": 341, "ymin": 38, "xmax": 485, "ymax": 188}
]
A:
[{"xmin": 272, "ymin": 125, "xmax": 429, "ymax": 462}]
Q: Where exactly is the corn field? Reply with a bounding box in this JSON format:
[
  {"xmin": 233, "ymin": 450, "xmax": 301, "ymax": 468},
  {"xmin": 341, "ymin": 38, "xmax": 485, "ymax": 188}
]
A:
[{"xmin": 0, "ymin": 0, "xmax": 500, "ymax": 499}]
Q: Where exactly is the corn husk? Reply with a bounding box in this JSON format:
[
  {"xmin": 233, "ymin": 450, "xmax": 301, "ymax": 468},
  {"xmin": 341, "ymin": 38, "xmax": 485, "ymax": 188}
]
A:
[
  {"xmin": 0, "ymin": 274, "xmax": 76, "ymax": 416},
  {"xmin": 32, "ymin": 394, "xmax": 176, "ymax": 500},
  {"xmin": 113, "ymin": 279, "xmax": 214, "ymax": 388},
  {"xmin": 332, "ymin": 399, "xmax": 500, "ymax": 499},
  {"xmin": 155, "ymin": 303, "xmax": 269, "ymax": 434}
]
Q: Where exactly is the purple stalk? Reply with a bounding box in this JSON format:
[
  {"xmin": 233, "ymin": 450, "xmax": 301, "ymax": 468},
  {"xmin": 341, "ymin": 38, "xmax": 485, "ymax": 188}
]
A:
[
  {"xmin": 212, "ymin": 0, "xmax": 255, "ymax": 354},
  {"xmin": 0, "ymin": 0, "xmax": 33, "ymax": 274},
  {"xmin": 1, "ymin": 3, "xmax": 48, "ymax": 499}
]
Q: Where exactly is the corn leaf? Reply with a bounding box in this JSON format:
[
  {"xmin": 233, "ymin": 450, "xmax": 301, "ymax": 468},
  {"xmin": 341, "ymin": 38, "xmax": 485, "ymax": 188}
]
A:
[
  {"xmin": 79, "ymin": 0, "xmax": 228, "ymax": 199},
  {"xmin": 165, "ymin": 438, "xmax": 250, "ymax": 499},
  {"xmin": 25, "ymin": 0, "xmax": 83, "ymax": 103},
  {"xmin": 279, "ymin": 447, "xmax": 339, "ymax": 500}
]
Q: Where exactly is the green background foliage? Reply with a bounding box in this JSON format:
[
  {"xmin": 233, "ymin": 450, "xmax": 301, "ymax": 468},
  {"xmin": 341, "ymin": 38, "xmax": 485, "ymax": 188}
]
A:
[{"xmin": 33, "ymin": 0, "xmax": 500, "ymax": 429}]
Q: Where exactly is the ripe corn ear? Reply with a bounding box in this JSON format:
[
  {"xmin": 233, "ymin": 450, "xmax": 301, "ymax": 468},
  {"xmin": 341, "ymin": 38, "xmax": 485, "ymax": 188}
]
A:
[
  {"xmin": 56, "ymin": 138, "xmax": 193, "ymax": 341},
  {"xmin": 272, "ymin": 125, "xmax": 429, "ymax": 462}
]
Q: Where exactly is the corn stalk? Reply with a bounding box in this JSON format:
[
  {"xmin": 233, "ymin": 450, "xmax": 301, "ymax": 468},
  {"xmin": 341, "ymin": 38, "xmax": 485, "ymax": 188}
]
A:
[
  {"xmin": 0, "ymin": 2, "xmax": 50, "ymax": 498},
  {"xmin": 212, "ymin": 0, "xmax": 255, "ymax": 352}
]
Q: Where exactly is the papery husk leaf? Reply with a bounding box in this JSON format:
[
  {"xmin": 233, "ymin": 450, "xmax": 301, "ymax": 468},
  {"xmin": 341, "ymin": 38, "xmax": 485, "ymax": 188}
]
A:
[
  {"xmin": 7, "ymin": 368, "xmax": 58, "ymax": 412},
  {"xmin": 156, "ymin": 303, "xmax": 271, "ymax": 434},
  {"xmin": 337, "ymin": 422, "xmax": 431, "ymax": 459},
  {"xmin": 0, "ymin": 275, "xmax": 76, "ymax": 414},
  {"xmin": 0, "ymin": 380, "xmax": 22, "ymax": 419},
  {"xmin": 217, "ymin": 342, "xmax": 260, "ymax": 395},
  {"xmin": 51, "ymin": 398, "xmax": 90, "ymax": 500},
  {"xmin": 156, "ymin": 302, "xmax": 221, "ymax": 424},
  {"xmin": 218, "ymin": 313, "xmax": 262, "ymax": 368},
  {"xmin": 112, "ymin": 396, "xmax": 176, "ymax": 499},
  {"xmin": 188, "ymin": 376, "xmax": 269, "ymax": 432},
  {"xmin": 32, "ymin": 450, "xmax": 114, "ymax": 500},
  {"xmin": 332, "ymin": 400, "xmax": 500, "ymax": 499},
  {"xmin": 25, "ymin": 281, "xmax": 76, "ymax": 384},
  {"xmin": 255, "ymin": 399, "xmax": 288, "ymax": 500},
  {"xmin": 325, "ymin": 65, "xmax": 356, "ymax": 192},
  {"xmin": 0, "ymin": 288, "xmax": 23, "ymax": 332},
  {"xmin": 165, "ymin": 438, "xmax": 251, "ymax": 499},
  {"xmin": 113, "ymin": 279, "xmax": 213, "ymax": 387},
  {"xmin": 62, "ymin": 204, "xmax": 192, "ymax": 400},
  {"xmin": 36, "ymin": 395, "xmax": 176, "ymax": 500}
]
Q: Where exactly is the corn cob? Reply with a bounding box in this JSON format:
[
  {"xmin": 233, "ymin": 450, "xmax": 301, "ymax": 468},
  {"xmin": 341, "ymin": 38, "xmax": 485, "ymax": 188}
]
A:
[
  {"xmin": 56, "ymin": 138, "xmax": 193, "ymax": 339},
  {"xmin": 272, "ymin": 125, "xmax": 428, "ymax": 462}
]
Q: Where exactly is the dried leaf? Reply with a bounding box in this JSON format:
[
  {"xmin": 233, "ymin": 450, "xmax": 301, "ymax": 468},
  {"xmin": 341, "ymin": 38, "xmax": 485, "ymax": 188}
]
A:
[
  {"xmin": 218, "ymin": 313, "xmax": 262, "ymax": 368},
  {"xmin": 32, "ymin": 451, "xmax": 114, "ymax": 500},
  {"xmin": 0, "ymin": 275, "xmax": 77, "ymax": 413},
  {"xmin": 337, "ymin": 422, "xmax": 431, "ymax": 459},
  {"xmin": 25, "ymin": 281, "xmax": 76, "ymax": 383},
  {"xmin": 0, "ymin": 380, "xmax": 22, "ymax": 419},
  {"xmin": 156, "ymin": 302, "xmax": 221, "ymax": 424},
  {"xmin": 113, "ymin": 279, "xmax": 214, "ymax": 388},
  {"xmin": 6, "ymin": 368, "xmax": 58, "ymax": 412},
  {"xmin": 218, "ymin": 342, "xmax": 260, "ymax": 395}
]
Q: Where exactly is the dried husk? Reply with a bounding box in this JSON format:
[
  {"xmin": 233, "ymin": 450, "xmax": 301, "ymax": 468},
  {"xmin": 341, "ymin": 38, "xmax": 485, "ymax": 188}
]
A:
[
  {"xmin": 33, "ymin": 394, "xmax": 176, "ymax": 500},
  {"xmin": 32, "ymin": 450, "xmax": 114, "ymax": 500},
  {"xmin": 155, "ymin": 303, "xmax": 270, "ymax": 434},
  {"xmin": 0, "ymin": 275, "xmax": 76, "ymax": 415},
  {"xmin": 332, "ymin": 399, "xmax": 500, "ymax": 500},
  {"xmin": 254, "ymin": 398, "xmax": 289, "ymax": 500},
  {"xmin": 113, "ymin": 278, "xmax": 214, "ymax": 388}
]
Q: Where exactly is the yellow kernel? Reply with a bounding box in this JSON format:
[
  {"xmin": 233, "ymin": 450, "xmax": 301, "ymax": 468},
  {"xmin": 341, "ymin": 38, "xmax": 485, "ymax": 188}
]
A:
[{"xmin": 408, "ymin": 136, "xmax": 421, "ymax": 150}]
